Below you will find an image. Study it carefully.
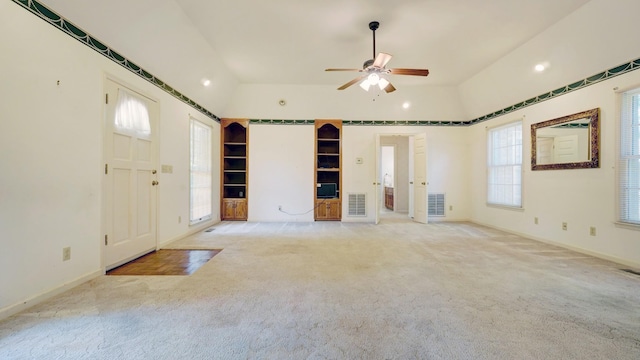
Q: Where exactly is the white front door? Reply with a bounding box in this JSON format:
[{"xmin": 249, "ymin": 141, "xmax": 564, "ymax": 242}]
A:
[
  {"xmin": 104, "ymin": 79, "xmax": 158, "ymax": 269},
  {"xmin": 413, "ymin": 133, "xmax": 428, "ymax": 224}
]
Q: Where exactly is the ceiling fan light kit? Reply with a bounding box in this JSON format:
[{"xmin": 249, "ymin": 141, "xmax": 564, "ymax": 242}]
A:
[{"xmin": 325, "ymin": 21, "xmax": 429, "ymax": 93}]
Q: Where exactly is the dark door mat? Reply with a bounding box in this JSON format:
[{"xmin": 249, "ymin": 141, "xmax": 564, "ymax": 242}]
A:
[{"xmin": 107, "ymin": 249, "xmax": 221, "ymax": 276}]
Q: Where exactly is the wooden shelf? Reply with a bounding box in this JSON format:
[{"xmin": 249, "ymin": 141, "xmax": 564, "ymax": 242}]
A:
[
  {"xmin": 314, "ymin": 119, "xmax": 342, "ymax": 221},
  {"xmin": 221, "ymin": 119, "xmax": 248, "ymax": 220}
]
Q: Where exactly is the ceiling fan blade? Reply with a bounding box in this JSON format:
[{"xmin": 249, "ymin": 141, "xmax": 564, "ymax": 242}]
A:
[
  {"xmin": 325, "ymin": 68, "xmax": 363, "ymax": 72},
  {"xmin": 388, "ymin": 68, "xmax": 430, "ymax": 76},
  {"xmin": 383, "ymin": 82, "xmax": 396, "ymax": 93},
  {"xmin": 337, "ymin": 75, "xmax": 367, "ymax": 90},
  {"xmin": 373, "ymin": 52, "xmax": 392, "ymax": 68}
]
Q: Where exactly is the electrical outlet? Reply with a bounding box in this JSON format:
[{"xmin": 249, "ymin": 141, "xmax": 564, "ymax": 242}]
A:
[
  {"xmin": 534, "ymin": 217, "xmax": 539, "ymax": 225},
  {"xmin": 178, "ymin": 216, "xmax": 182, "ymax": 224},
  {"xmin": 449, "ymin": 205, "xmax": 453, "ymax": 211},
  {"xmin": 590, "ymin": 227, "xmax": 596, "ymax": 236},
  {"xmin": 562, "ymin": 222, "xmax": 568, "ymax": 231},
  {"xmin": 62, "ymin": 247, "xmax": 71, "ymax": 261}
]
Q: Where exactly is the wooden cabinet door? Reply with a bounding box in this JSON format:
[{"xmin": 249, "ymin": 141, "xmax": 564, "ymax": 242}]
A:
[
  {"xmin": 315, "ymin": 199, "xmax": 340, "ymax": 220},
  {"xmin": 235, "ymin": 199, "xmax": 247, "ymax": 220},
  {"xmin": 315, "ymin": 200, "xmax": 327, "ymax": 220},
  {"xmin": 222, "ymin": 199, "xmax": 236, "ymax": 219},
  {"xmin": 327, "ymin": 200, "xmax": 341, "ymax": 220},
  {"xmin": 222, "ymin": 199, "xmax": 247, "ymax": 220}
]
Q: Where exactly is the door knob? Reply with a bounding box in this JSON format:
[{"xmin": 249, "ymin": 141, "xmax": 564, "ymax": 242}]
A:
[
  {"xmin": 421, "ymin": 182, "xmax": 426, "ymax": 185},
  {"xmin": 152, "ymin": 180, "xmax": 159, "ymax": 186},
  {"xmin": 152, "ymin": 170, "xmax": 157, "ymax": 174}
]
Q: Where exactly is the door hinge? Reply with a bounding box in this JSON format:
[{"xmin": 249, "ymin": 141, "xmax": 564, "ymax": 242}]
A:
[
  {"xmin": 105, "ymin": 93, "xmax": 109, "ymax": 104},
  {"xmin": 105, "ymin": 164, "xmax": 108, "ymax": 174},
  {"xmin": 104, "ymin": 234, "xmax": 108, "ymax": 245}
]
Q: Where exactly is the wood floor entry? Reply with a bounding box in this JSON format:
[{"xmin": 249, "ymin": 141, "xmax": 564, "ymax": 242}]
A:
[{"xmin": 107, "ymin": 249, "xmax": 221, "ymax": 276}]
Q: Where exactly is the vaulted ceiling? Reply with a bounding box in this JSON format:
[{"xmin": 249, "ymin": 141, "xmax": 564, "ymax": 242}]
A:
[{"xmin": 38, "ymin": 0, "xmax": 591, "ymax": 113}]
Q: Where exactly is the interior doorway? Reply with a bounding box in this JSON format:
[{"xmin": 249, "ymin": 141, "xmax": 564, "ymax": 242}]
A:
[{"xmin": 376, "ymin": 134, "xmax": 426, "ymax": 224}]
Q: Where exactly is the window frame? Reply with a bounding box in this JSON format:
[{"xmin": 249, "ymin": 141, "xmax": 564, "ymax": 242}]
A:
[
  {"xmin": 189, "ymin": 118, "xmax": 213, "ymax": 225},
  {"xmin": 486, "ymin": 120, "xmax": 524, "ymax": 209},
  {"xmin": 618, "ymin": 88, "xmax": 640, "ymax": 227}
]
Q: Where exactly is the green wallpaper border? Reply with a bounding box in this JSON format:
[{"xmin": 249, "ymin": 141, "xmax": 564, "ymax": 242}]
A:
[
  {"xmin": 12, "ymin": 0, "xmax": 640, "ymax": 127},
  {"xmin": 467, "ymin": 58, "xmax": 640, "ymax": 125},
  {"xmin": 249, "ymin": 119, "xmax": 469, "ymax": 126}
]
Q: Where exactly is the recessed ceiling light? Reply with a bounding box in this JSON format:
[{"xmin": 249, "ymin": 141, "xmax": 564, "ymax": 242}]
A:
[
  {"xmin": 402, "ymin": 101, "xmax": 411, "ymax": 110},
  {"xmin": 201, "ymin": 78, "xmax": 211, "ymax": 87},
  {"xmin": 534, "ymin": 64, "xmax": 545, "ymax": 72}
]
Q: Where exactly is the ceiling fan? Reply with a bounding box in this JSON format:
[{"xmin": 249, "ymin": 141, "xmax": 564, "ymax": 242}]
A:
[{"xmin": 325, "ymin": 21, "xmax": 430, "ymax": 93}]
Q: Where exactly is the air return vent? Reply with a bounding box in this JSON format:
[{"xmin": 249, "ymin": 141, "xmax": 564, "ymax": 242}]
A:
[
  {"xmin": 428, "ymin": 193, "xmax": 445, "ymax": 217},
  {"xmin": 348, "ymin": 193, "xmax": 366, "ymax": 216}
]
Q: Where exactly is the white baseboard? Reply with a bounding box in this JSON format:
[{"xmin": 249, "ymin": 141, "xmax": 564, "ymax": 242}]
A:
[
  {"xmin": 472, "ymin": 220, "xmax": 640, "ymax": 269},
  {"xmin": 0, "ymin": 270, "xmax": 103, "ymax": 321},
  {"xmin": 158, "ymin": 219, "xmax": 220, "ymax": 248}
]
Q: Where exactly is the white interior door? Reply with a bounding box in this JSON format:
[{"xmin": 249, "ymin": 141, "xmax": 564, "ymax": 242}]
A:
[
  {"xmin": 104, "ymin": 79, "xmax": 158, "ymax": 269},
  {"xmin": 413, "ymin": 133, "xmax": 428, "ymax": 224},
  {"xmin": 408, "ymin": 136, "xmax": 415, "ymax": 218},
  {"xmin": 553, "ymin": 134, "xmax": 579, "ymax": 163},
  {"xmin": 374, "ymin": 134, "xmax": 381, "ymax": 224},
  {"xmin": 536, "ymin": 137, "xmax": 554, "ymax": 165}
]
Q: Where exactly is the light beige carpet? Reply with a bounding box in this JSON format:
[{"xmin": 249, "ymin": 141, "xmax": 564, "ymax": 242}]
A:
[{"xmin": 1, "ymin": 219, "xmax": 639, "ymax": 359}]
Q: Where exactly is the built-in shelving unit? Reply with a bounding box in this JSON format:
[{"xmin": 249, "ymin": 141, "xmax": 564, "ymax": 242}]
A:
[
  {"xmin": 314, "ymin": 119, "xmax": 342, "ymax": 221},
  {"xmin": 221, "ymin": 118, "xmax": 248, "ymax": 220}
]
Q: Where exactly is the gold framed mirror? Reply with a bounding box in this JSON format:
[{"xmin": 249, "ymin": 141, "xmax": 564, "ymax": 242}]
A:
[{"xmin": 531, "ymin": 108, "xmax": 600, "ymax": 170}]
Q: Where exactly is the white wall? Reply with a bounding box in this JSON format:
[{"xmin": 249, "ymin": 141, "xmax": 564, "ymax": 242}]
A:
[
  {"xmin": 4, "ymin": 0, "xmax": 640, "ymax": 320},
  {"xmin": 468, "ymin": 69, "xmax": 640, "ymax": 267},
  {"xmin": 459, "ymin": 0, "xmax": 640, "ymax": 119},
  {"xmin": 461, "ymin": 0, "xmax": 640, "ymax": 268},
  {"xmin": 0, "ymin": 1, "xmax": 218, "ymax": 317},
  {"xmin": 248, "ymin": 125, "xmax": 315, "ymax": 222},
  {"xmin": 241, "ymin": 124, "xmax": 470, "ymax": 223},
  {"xmin": 223, "ymin": 84, "xmax": 467, "ymax": 121},
  {"xmin": 381, "ymin": 146, "xmax": 395, "ymax": 187},
  {"xmin": 39, "ymin": 0, "xmax": 240, "ymax": 115},
  {"xmin": 343, "ymin": 126, "xmax": 471, "ymax": 222}
]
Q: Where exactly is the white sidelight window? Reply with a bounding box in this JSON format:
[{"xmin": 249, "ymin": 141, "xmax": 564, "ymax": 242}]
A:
[
  {"xmin": 487, "ymin": 120, "xmax": 523, "ymax": 207},
  {"xmin": 619, "ymin": 88, "xmax": 640, "ymax": 225},
  {"xmin": 190, "ymin": 118, "xmax": 212, "ymax": 224}
]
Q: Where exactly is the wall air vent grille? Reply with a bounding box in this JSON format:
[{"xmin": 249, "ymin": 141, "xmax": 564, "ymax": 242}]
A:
[
  {"xmin": 428, "ymin": 193, "xmax": 446, "ymax": 217},
  {"xmin": 348, "ymin": 193, "xmax": 366, "ymax": 217}
]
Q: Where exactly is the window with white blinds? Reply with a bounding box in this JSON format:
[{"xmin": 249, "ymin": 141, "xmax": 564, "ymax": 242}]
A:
[
  {"xmin": 619, "ymin": 89, "xmax": 640, "ymax": 225},
  {"xmin": 190, "ymin": 119, "xmax": 212, "ymax": 224},
  {"xmin": 487, "ymin": 121, "xmax": 523, "ymax": 207}
]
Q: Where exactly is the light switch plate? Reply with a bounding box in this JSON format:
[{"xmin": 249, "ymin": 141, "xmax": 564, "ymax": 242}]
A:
[{"xmin": 161, "ymin": 164, "xmax": 173, "ymax": 173}]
